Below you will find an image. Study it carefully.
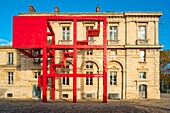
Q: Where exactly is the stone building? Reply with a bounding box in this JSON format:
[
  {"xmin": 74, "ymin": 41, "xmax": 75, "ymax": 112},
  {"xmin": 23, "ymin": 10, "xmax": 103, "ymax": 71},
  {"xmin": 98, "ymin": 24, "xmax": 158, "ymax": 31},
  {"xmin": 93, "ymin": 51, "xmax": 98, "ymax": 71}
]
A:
[{"xmin": 0, "ymin": 6, "xmax": 162, "ymax": 100}]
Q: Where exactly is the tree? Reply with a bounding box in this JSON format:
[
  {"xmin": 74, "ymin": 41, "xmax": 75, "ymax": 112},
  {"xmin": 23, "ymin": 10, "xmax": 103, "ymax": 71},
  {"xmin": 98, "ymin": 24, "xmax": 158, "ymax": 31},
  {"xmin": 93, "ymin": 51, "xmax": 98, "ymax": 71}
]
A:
[{"xmin": 160, "ymin": 50, "xmax": 170, "ymax": 93}]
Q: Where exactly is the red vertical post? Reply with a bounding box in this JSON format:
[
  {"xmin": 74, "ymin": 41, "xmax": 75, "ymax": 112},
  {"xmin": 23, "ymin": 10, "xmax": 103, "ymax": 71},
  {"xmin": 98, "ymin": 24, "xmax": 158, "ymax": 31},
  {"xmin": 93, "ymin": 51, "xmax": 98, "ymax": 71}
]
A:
[
  {"xmin": 50, "ymin": 26, "xmax": 56, "ymax": 100},
  {"xmin": 42, "ymin": 46, "xmax": 47, "ymax": 102},
  {"xmin": 51, "ymin": 77, "xmax": 55, "ymax": 100},
  {"xmin": 42, "ymin": 20, "xmax": 48, "ymax": 102},
  {"xmin": 51, "ymin": 48, "xmax": 55, "ymax": 100},
  {"xmin": 73, "ymin": 18, "xmax": 77, "ymax": 103},
  {"xmin": 103, "ymin": 18, "xmax": 107, "ymax": 103}
]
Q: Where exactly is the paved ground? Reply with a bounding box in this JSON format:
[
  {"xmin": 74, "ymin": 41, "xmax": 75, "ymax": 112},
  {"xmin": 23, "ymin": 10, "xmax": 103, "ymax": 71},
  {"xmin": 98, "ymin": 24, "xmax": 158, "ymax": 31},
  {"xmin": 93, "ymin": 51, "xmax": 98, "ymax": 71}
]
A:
[{"xmin": 0, "ymin": 94, "xmax": 170, "ymax": 113}]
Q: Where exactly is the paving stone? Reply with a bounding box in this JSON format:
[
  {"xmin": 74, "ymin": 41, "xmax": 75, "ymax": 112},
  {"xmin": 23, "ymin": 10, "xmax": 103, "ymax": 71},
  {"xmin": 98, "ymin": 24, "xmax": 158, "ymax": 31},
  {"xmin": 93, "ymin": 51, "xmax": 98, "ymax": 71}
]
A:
[{"xmin": 0, "ymin": 96, "xmax": 170, "ymax": 113}]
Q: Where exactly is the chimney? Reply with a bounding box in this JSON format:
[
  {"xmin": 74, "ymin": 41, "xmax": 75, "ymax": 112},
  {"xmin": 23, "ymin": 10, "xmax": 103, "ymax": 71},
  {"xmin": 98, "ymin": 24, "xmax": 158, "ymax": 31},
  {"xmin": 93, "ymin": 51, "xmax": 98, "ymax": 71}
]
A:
[
  {"xmin": 54, "ymin": 6, "xmax": 60, "ymax": 13},
  {"xmin": 96, "ymin": 5, "xmax": 100, "ymax": 12},
  {"xmin": 29, "ymin": 4, "xmax": 36, "ymax": 12}
]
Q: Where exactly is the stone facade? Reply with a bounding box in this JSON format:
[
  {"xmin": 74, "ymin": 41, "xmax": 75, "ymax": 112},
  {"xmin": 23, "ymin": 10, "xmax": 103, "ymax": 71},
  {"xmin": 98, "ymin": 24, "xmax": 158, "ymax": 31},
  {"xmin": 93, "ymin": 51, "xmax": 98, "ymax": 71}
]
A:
[{"xmin": 0, "ymin": 12, "xmax": 162, "ymax": 100}]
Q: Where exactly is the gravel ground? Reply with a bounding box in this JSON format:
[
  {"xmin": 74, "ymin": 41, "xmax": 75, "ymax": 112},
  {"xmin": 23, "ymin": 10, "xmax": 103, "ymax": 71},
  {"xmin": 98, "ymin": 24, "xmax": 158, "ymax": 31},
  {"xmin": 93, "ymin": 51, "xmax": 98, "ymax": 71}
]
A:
[{"xmin": 0, "ymin": 94, "xmax": 170, "ymax": 113}]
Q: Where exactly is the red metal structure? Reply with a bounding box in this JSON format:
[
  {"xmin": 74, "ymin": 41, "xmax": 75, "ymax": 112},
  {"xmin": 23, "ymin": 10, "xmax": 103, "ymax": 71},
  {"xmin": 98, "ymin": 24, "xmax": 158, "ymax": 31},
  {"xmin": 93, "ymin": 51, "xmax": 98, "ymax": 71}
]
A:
[{"xmin": 13, "ymin": 16, "xmax": 107, "ymax": 103}]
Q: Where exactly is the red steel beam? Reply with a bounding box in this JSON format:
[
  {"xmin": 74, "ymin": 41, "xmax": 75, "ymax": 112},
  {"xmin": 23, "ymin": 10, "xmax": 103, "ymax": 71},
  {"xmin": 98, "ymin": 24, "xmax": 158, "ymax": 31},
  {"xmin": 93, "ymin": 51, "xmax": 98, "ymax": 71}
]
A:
[
  {"xmin": 38, "ymin": 75, "xmax": 42, "ymax": 87},
  {"xmin": 51, "ymin": 40, "xmax": 55, "ymax": 100},
  {"xmin": 47, "ymin": 45, "xmax": 104, "ymax": 49},
  {"xmin": 76, "ymin": 45, "xmax": 103, "ymax": 49},
  {"xmin": 47, "ymin": 22, "xmax": 54, "ymax": 35},
  {"xmin": 49, "ymin": 22, "xmax": 55, "ymax": 100},
  {"xmin": 42, "ymin": 22, "xmax": 48, "ymax": 102},
  {"xmin": 19, "ymin": 49, "xmax": 32, "ymax": 57},
  {"xmin": 103, "ymin": 18, "xmax": 107, "ymax": 103},
  {"xmin": 45, "ymin": 16, "xmax": 106, "ymax": 21},
  {"xmin": 19, "ymin": 49, "xmax": 42, "ymax": 58},
  {"xmin": 46, "ymin": 45, "xmax": 74, "ymax": 49},
  {"xmin": 73, "ymin": 19, "xmax": 77, "ymax": 103},
  {"xmin": 45, "ymin": 74, "xmax": 103, "ymax": 77},
  {"xmin": 42, "ymin": 46, "xmax": 47, "ymax": 102},
  {"xmin": 47, "ymin": 32, "xmax": 53, "ymax": 36}
]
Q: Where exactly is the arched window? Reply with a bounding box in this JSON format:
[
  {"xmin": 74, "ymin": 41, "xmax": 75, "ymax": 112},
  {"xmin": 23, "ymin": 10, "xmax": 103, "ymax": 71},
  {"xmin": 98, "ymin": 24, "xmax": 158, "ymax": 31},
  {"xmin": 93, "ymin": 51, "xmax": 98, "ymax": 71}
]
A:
[{"xmin": 86, "ymin": 61, "xmax": 93, "ymax": 69}]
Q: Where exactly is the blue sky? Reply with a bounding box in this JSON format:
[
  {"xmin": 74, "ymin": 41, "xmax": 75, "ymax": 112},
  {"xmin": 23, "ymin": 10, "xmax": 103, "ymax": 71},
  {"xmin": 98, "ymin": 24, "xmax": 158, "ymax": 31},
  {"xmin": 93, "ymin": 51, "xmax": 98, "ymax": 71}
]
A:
[{"xmin": 0, "ymin": 0, "xmax": 169, "ymax": 50}]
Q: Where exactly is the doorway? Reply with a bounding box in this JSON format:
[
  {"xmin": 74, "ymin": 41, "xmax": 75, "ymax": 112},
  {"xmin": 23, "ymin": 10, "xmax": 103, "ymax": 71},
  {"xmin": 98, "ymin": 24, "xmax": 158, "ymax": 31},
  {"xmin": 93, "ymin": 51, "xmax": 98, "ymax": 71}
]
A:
[
  {"xmin": 139, "ymin": 84, "xmax": 147, "ymax": 98},
  {"xmin": 32, "ymin": 84, "xmax": 41, "ymax": 98}
]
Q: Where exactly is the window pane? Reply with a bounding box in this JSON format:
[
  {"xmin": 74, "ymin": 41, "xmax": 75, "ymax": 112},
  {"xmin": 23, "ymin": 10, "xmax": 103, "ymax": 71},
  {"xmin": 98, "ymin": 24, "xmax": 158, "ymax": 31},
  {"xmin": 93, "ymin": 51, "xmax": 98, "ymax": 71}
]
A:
[
  {"xmin": 138, "ymin": 26, "xmax": 146, "ymax": 39},
  {"xmin": 139, "ymin": 72, "xmax": 146, "ymax": 79},
  {"xmin": 140, "ymin": 50, "xmax": 145, "ymax": 62},
  {"xmin": 86, "ymin": 62, "xmax": 93, "ymax": 69},
  {"xmin": 8, "ymin": 53, "xmax": 13, "ymax": 65},
  {"xmin": 110, "ymin": 26, "xmax": 118, "ymax": 40},
  {"xmin": 62, "ymin": 27, "xmax": 70, "ymax": 40},
  {"xmin": 110, "ymin": 71, "xmax": 117, "ymax": 85},
  {"xmin": 63, "ymin": 77, "xmax": 65, "ymax": 85},
  {"xmin": 90, "ymin": 77, "xmax": 93, "ymax": 85},
  {"xmin": 67, "ymin": 77, "xmax": 69, "ymax": 85},
  {"xmin": 8, "ymin": 72, "xmax": 13, "ymax": 85},
  {"xmin": 86, "ymin": 77, "xmax": 89, "ymax": 85}
]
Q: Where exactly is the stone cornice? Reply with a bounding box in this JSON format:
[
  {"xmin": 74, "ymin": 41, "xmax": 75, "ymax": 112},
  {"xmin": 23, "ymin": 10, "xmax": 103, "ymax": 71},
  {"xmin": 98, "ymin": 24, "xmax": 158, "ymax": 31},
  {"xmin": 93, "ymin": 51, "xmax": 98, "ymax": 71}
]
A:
[
  {"xmin": 124, "ymin": 45, "xmax": 163, "ymax": 49},
  {"xmin": 124, "ymin": 12, "xmax": 162, "ymax": 17},
  {"xmin": 19, "ymin": 12, "xmax": 162, "ymax": 18},
  {"xmin": 0, "ymin": 45, "xmax": 13, "ymax": 49},
  {"xmin": 107, "ymin": 45, "xmax": 163, "ymax": 49}
]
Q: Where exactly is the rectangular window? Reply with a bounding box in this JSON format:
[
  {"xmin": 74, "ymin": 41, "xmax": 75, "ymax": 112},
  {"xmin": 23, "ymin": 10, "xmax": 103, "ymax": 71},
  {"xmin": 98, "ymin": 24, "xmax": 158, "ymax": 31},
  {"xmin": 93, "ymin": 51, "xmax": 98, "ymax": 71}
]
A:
[
  {"xmin": 7, "ymin": 53, "xmax": 13, "ymax": 65},
  {"xmin": 87, "ymin": 50, "xmax": 93, "ymax": 55},
  {"xmin": 33, "ymin": 50, "xmax": 41, "ymax": 63},
  {"xmin": 86, "ymin": 62, "xmax": 93, "ymax": 69},
  {"xmin": 8, "ymin": 72, "xmax": 13, "ymax": 85},
  {"xmin": 62, "ymin": 27, "xmax": 70, "ymax": 40},
  {"xmin": 7, "ymin": 93, "xmax": 13, "ymax": 97},
  {"xmin": 138, "ymin": 26, "xmax": 146, "ymax": 40},
  {"xmin": 86, "ymin": 26, "xmax": 94, "ymax": 40},
  {"xmin": 139, "ymin": 72, "xmax": 146, "ymax": 79},
  {"xmin": 63, "ymin": 77, "xmax": 69, "ymax": 85},
  {"xmin": 34, "ymin": 72, "xmax": 41, "ymax": 79},
  {"xmin": 110, "ymin": 71, "xmax": 117, "ymax": 85},
  {"xmin": 110, "ymin": 50, "xmax": 117, "ymax": 55},
  {"xmin": 63, "ymin": 72, "xmax": 69, "ymax": 85},
  {"xmin": 63, "ymin": 94, "xmax": 68, "ymax": 98},
  {"xmin": 110, "ymin": 26, "xmax": 118, "ymax": 40},
  {"xmin": 33, "ymin": 49, "xmax": 41, "ymax": 55},
  {"xmin": 140, "ymin": 50, "xmax": 146, "ymax": 62},
  {"xmin": 86, "ymin": 72, "xmax": 93, "ymax": 85}
]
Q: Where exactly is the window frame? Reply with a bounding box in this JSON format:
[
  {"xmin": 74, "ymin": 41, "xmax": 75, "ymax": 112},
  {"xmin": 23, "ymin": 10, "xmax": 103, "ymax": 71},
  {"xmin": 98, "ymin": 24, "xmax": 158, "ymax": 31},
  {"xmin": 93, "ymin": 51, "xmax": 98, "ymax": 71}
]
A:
[
  {"xmin": 110, "ymin": 71, "xmax": 117, "ymax": 85},
  {"xmin": 8, "ymin": 72, "xmax": 14, "ymax": 85},
  {"xmin": 86, "ymin": 72, "xmax": 93, "ymax": 85},
  {"xmin": 86, "ymin": 61, "xmax": 93, "ymax": 69},
  {"xmin": 7, "ymin": 52, "xmax": 13, "ymax": 65},
  {"xmin": 139, "ymin": 72, "xmax": 146, "ymax": 79},
  {"xmin": 33, "ymin": 49, "xmax": 41, "ymax": 63},
  {"xmin": 62, "ymin": 72, "xmax": 69, "ymax": 85},
  {"xmin": 140, "ymin": 50, "xmax": 146, "ymax": 62},
  {"xmin": 138, "ymin": 26, "xmax": 147, "ymax": 40},
  {"xmin": 62, "ymin": 26, "xmax": 70, "ymax": 40},
  {"xmin": 87, "ymin": 50, "xmax": 93, "ymax": 55},
  {"xmin": 109, "ymin": 26, "xmax": 118, "ymax": 40}
]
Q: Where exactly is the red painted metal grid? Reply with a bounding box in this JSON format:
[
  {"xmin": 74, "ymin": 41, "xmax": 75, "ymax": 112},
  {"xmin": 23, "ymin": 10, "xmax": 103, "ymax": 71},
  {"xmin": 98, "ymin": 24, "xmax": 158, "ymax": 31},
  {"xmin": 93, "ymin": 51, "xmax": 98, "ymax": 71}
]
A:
[{"xmin": 13, "ymin": 16, "xmax": 107, "ymax": 103}]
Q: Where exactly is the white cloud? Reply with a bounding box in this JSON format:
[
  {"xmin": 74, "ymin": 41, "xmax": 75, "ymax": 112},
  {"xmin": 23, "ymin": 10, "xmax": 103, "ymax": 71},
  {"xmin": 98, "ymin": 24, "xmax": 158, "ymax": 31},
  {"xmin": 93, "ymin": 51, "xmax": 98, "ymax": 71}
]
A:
[{"xmin": 0, "ymin": 39, "xmax": 12, "ymax": 45}]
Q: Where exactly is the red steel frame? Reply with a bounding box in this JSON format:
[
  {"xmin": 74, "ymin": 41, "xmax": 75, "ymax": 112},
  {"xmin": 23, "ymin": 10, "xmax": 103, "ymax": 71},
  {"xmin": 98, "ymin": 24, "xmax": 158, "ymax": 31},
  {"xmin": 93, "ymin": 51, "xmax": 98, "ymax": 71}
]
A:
[{"xmin": 13, "ymin": 16, "xmax": 107, "ymax": 103}]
